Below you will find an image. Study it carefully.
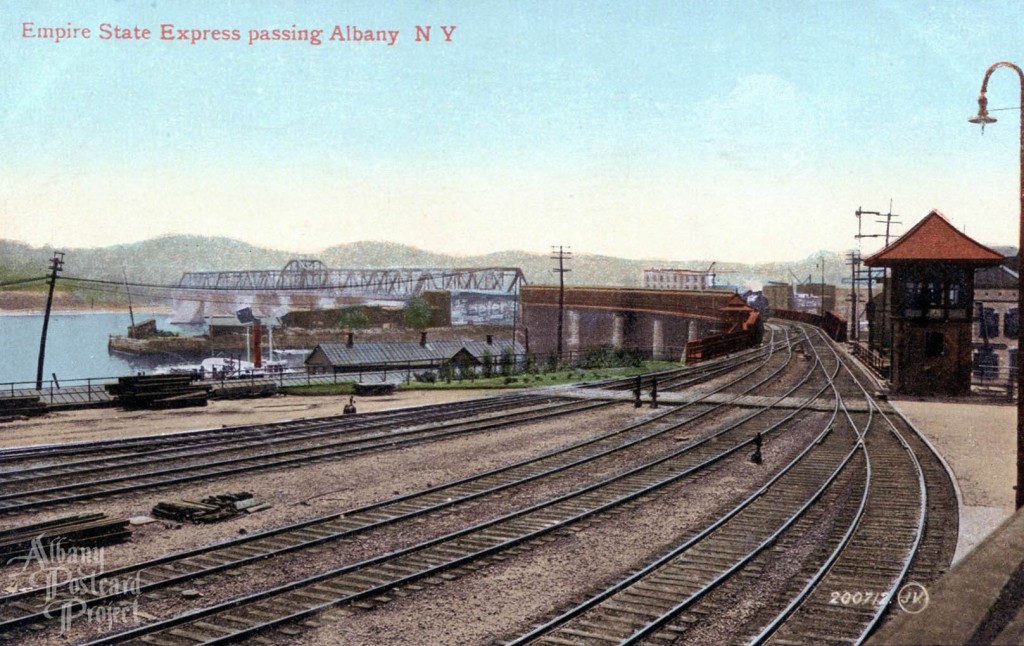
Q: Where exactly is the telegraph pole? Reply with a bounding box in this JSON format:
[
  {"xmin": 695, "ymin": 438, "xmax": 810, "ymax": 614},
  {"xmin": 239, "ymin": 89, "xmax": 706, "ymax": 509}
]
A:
[
  {"xmin": 36, "ymin": 252, "xmax": 65, "ymax": 390},
  {"xmin": 855, "ymin": 205, "xmax": 901, "ymax": 352},
  {"xmin": 847, "ymin": 251, "xmax": 860, "ymax": 340},
  {"xmin": 818, "ymin": 254, "xmax": 826, "ymax": 317},
  {"xmin": 551, "ymin": 246, "xmax": 572, "ymax": 362}
]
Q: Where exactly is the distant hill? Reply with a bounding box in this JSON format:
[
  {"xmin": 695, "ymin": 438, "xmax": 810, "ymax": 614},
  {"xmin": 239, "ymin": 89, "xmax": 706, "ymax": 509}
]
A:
[{"xmin": 2, "ymin": 236, "xmax": 1016, "ymax": 297}]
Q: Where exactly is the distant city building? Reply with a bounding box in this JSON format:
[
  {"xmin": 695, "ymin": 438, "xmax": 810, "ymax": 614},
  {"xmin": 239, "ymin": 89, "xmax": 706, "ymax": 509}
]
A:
[
  {"xmin": 641, "ymin": 268, "xmax": 715, "ymax": 291},
  {"xmin": 795, "ymin": 283, "xmax": 837, "ymax": 314},
  {"xmin": 973, "ymin": 261, "xmax": 1019, "ymax": 379},
  {"xmin": 762, "ymin": 282, "xmax": 793, "ymax": 311}
]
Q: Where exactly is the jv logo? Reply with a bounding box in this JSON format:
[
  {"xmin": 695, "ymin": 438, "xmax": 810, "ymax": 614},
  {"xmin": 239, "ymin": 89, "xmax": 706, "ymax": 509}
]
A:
[{"xmin": 897, "ymin": 582, "xmax": 929, "ymax": 614}]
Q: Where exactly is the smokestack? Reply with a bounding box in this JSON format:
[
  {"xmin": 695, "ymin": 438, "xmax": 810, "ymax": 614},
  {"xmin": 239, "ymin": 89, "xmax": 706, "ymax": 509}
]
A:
[
  {"xmin": 486, "ymin": 334, "xmax": 493, "ymax": 345},
  {"xmin": 346, "ymin": 332, "xmax": 354, "ymax": 348},
  {"xmin": 420, "ymin": 331, "xmax": 427, "ymax": 347}
]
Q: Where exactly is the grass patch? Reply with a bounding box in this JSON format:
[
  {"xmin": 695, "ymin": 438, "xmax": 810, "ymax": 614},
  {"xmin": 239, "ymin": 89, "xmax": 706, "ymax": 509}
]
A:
[
  {"xmin": 277, "ymin": 361, "xmax": 684, "ymax": 396},
  {"xmin": 397, "ymin": 361, "xmax": 682, "ymax": 391}
]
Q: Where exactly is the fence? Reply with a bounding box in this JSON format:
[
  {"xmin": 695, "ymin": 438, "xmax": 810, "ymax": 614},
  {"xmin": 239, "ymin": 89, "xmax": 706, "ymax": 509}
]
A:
[
  {"xmin": 2, "ymin": 375, "xmax": 118, "ymax": 406},
  {"xmin": 0, "ymin": 345, "xmax": 689, "ymax": 405},
  {"xmin": 848, "ymin": 341, "xmax": 891, "ymax": 380},
  {"xmin": 770, "ymin": 309, "xmax": 848, "ymax": 342},
  {"xmin": 684, "ymin": 328, "xmax": 760, "ymax": 364},
  {"xmin": 313, "ymin": 346, "xmax": 688, "ymax": 382},
  {"xmin": 970, "ymin": 362, "xmax": 1017, "ymax": 398}
]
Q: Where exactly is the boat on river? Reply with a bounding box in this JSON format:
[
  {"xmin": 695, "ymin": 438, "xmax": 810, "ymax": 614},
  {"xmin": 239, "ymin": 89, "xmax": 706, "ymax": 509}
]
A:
[{"xmin": 154, "ymin": 357, "xmax": 295, "ymax": 380}]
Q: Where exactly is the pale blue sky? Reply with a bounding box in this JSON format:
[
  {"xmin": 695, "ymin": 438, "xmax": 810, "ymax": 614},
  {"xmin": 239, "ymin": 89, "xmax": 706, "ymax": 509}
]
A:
[{"xmin": 2, "ymin": 1, "xmax": 1024, "ymax": 262}]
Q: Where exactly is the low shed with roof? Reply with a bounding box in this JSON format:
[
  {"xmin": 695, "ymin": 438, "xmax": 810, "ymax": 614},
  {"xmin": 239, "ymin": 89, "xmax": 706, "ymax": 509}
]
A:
[{"xmin": 305, "ymin": 334, "xmax": 523, "ymax": 375}]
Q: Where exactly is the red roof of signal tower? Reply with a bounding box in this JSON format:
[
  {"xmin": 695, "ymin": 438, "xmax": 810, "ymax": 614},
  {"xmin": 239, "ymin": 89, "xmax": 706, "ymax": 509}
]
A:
[{"xmin": 863, "ymin": 210, "xmax": 1003, "ymax": 267}]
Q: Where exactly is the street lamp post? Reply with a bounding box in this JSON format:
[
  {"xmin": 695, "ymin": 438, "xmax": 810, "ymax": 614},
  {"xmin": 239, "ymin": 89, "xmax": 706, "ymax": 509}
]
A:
[{"xmin": 970, "ymin": 61, "xmax": 1024, "ymax": 509}]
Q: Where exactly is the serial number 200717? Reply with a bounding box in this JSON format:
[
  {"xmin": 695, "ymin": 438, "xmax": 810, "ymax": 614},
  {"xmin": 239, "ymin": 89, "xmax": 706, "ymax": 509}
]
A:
[{"xmin": 829, "ymin": 590, "xmax": 888, "ymax": 606}]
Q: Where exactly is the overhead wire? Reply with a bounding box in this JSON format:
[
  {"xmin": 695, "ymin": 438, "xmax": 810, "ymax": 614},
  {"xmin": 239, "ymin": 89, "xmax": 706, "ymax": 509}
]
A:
[{"xmin": 0, "ymin": 276, "xmax": 48, "ymax": 286}]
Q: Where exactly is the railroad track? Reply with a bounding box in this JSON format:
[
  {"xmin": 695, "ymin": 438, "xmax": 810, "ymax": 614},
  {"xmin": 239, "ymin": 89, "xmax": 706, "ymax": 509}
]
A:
[
  {"xmin": 0, "ymin": 396, "xmax": 585, "ymax": 486},
  {"xmin": 503, "ymin": 323, "xmax": 957, "ymax": 646},
  {"xmin": 0, "ymin": 398, "xmax": 616, "ymax": 515},
  {"xmin": 0, "ymin": 322, "xmax": 955, "ymax": 645},
  {"xmin": 64, "ymin": 332, "xmax": 830, "ymax": 643},
  {"xmin": 0, "ymin": 391, "xmax": 548, "ymax": 464},
  {"xmin": 749, "ymin": 332, "xmax": 957, "ymax": 645},
  {"xmin": 0, "ymin": 321, "xmax": 798, "ymax": 638},
  {"xmin": 0, "ymin": 323, "xmax": 814, "ymax": 642},
  {"xmin": 587, "ymin": 327, "xmax": 785, "ymax": 393},
  {"xmin": 505, "ymin": 324, "xmax": 854, "ymax": 645}
]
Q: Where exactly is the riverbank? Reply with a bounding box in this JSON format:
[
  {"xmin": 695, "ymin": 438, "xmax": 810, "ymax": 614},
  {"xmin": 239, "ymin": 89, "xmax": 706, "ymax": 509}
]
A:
[{"xmin": 0, "ymin": 290, "xmax": 167, "ymax": 314}]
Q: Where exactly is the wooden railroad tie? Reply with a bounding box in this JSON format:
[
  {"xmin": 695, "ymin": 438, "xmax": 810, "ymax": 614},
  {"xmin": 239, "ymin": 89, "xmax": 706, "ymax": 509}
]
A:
[
  {"xmin": 151, "ymin": 492, "xmax": 271, "ymax": 523},
  {"xmin": 0, "ymin": 513, "xmax": 131, "ymax": 562}
]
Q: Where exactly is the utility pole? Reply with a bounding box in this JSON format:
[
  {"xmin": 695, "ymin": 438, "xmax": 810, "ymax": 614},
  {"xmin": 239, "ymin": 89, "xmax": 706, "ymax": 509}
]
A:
[
  {"xmin": 36, "ymin": 252, "xmax": 65, "ymax": 390},
  {"xmin": 855, "ymin": 205, "xmax": 901, "ymax": 353},
  {"xmin": 122, "ymin": 266, "xmax": 136, "ymax": 331},
  {"xmin": 846, "ymin": 251, "xmax": 860, "ymax": 340},
  {"xmin": 511, "ymin": 270, "xmax": 523, "ymax": 360},
  {"xmin": 551, "ymin": 246, "xmax": 572, "ymax": 362},
  {"xmin": 818, "ymin": 254, "xmax": 826, "ymax": 317}
]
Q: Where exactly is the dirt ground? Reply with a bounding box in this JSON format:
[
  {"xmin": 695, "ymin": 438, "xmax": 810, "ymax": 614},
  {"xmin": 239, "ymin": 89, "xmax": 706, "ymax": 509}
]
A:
[
  {"xmin": 0, "ymin": 389, "xmax": 499, "ymax": 448},
  {"xmin": 891, "ymin": 398, "xmax": 1016, "ymax": 562},
  {"xmin": 2, "ymin": 366, "xmax": 999, "ymax": 643}
]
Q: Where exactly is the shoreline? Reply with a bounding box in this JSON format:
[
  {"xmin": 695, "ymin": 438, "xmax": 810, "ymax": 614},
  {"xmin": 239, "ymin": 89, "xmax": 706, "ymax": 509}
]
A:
[
  {"xmin": 0, "ymin": 308, "xmax": 171, "ymax": 316},
  {"xmin": 0, "ymin": 289, "xmax": 168, "ymax": 315}
]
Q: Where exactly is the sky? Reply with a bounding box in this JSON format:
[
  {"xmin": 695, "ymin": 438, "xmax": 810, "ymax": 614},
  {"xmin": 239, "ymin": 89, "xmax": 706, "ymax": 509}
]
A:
[{"xmin": 2, "ymin": 1, "xmax": 1024, "ymax": 263}]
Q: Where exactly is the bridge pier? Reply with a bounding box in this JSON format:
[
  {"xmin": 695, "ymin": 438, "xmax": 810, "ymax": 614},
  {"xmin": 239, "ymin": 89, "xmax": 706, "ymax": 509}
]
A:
[
  {"xmin": 612, "ymin": 314, "xmax": 624, "ymax": 350},
  {"xmin": 568, "ymin": 310, "xmax": 581, "ymax": 353},
  {"xmin": 652, "ymin": 319, "xmax": 665, "ymax": 360}
]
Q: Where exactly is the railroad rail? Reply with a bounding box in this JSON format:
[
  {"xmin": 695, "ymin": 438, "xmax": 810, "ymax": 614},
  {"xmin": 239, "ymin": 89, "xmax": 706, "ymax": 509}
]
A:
[
  {"xmin": 73, "ymin": 326, "xmax": 829, "ymax": 646},
  {"xmin": 0, "ymin": 323, "xmax": 806, "ymax": 642},
  {"xmin": 0, "ymin": 329, "xmax": 789, "ymax": 516},
  {"xmin": 0, "ymin": 397, "xmax": 613, "ymax": 515},
  {"xmin": 0, "ymin": 391, "xmax": 544, "ymax": 461},
  {"xmin": 0, "ymin": 322, "xmax": 957, "ymax": 645},
  {"xmin": 505, "ymin": 324, "xmax": 956, "ymax": 646}
]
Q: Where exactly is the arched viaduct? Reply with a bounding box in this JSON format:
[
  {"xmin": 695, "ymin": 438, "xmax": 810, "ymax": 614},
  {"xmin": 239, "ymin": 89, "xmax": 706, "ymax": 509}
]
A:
[{"xmin": 520, "ymin": 286, "xmax": 755, "ymax": 361}]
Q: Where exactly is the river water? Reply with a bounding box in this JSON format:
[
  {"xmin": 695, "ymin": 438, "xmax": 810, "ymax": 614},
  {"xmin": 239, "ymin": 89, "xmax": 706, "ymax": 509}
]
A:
[{"xmin": 0, "ymin": 312, "xmax": 204, "ymax": 386}]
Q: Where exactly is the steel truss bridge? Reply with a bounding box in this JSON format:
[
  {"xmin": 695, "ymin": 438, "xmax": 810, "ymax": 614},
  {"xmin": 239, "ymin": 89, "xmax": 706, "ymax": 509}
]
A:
[
  {"xmin": 171, "ymin": 261, "xmax": 525, "ymax": 323},
  {"xmin": 177, "ymin": 261, "xmax": 524, "ymax": 295}
]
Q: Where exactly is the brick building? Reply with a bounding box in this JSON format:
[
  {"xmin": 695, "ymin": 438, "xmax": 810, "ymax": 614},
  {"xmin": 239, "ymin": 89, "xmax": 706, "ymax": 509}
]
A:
[
  {"xmin": 641, "ymin": 268, "xmax": 715, "ymax": 291},
  {"xmin": 865, "ymin": 210, "xmax": 1003, "ymax": 396},
  {"xmin": 973, "ymin": 261, "xmax": 1019, "ymax": 379}
]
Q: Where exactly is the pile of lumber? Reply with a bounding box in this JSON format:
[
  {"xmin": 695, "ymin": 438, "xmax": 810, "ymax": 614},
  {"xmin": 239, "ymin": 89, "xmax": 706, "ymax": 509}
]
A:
[
  {"xmin": 151, "ymin": 492, "xmax": 270, "ymax": 523},
  {"xmin": 353, "ymin": 383, "xmax": 397, "ymax": 396},
  {"xmin": 211, "ymin": 381, "xmax": 278, "ymax": 400},
  {"xmin": 0, "ymin": 395, "xmax": 47, "ymax": 420},
  {"xmin": 0, "ymin": 513, "xmax": 131, "ymax": 562},
  {"xmin": 106, "ymin": 374, "xmax": 212, "ymax": 410}
]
